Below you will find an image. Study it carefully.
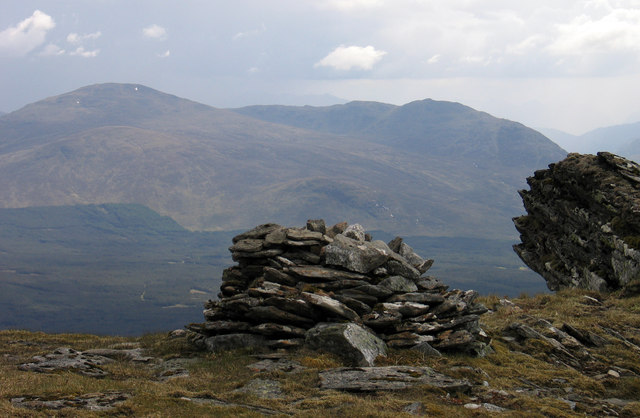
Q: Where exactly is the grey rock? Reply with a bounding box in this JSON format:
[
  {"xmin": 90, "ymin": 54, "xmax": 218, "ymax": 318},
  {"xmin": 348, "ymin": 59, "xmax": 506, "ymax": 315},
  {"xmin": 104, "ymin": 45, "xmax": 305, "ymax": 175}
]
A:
[
  {"xmin": 264, "ymin": 227, "xmax": 287, "ymax": 246},
  {"xmin": 353, "ymin": 284, "xmax": 394, "ymax": 299},
  {"xmin": 326, "ymin": 221, "xmax": 348, "ymax": 238},
  {"xmin": 386, "ymin": 292, "xmax": 444, "ymax": 304},
  {"xmin": 12, "ymin": 392, "xmax": 131, "ymax": 411},
  {"xmin": 251, "ymin": 322, "xmax": 307, "ymax": 338},
  {"xmin": 245, "ymin": 306, "xmax": 316, "ymax": 327},
  {"xmin": 263, "ymin": 296, "xmax": 320, "ymax": 320},
  {"xmin": 324, "ymin": 235, "xmax": 390, "ymax": 274},
  {"xmin": 385, "ymin": 258, "xmax": 421, "ymax": 280},
  {"xmin": 18, "ymin": 347, "xmax": 112, "ymax": 378},
  {"xmin": 231, "ymin": 248, "xmax": 284, "ymax": 261},
  {"xmin": 287, "ymin": 265, "xmax": 367, "ymax": 281},
  {"xmin": 286, "ymin": 228, "xmax": 325, "ymax": 241},
  {"xmin": 335, "ymin": 289, "xmax": 379, "ymax": 306},
  {"xmin": 82, "ymin": 348, "xmax": 153, "ymax": 363},
  {"xmin": 433, "ymin": 330, "xmax": 476, "ymax": 349},
  {"xmin": 301, "ymin": 292, "xmax": 360, "ymax": 321},
  {"xmin": 282, "ymin": 250, "xmax": 321, "ymax": 264},
  {"xmin": 235, "ymin": 378, "xmax": 284, "ymax": 399},
  {"xmin": 379, "ymin": 275, "xmax": 418, "ymax": 293},
  {"xmin": 263, "ymin": 267, "xmax": 298, "ymax": 286},
  {"xmin": 305, "ymin": 322, "xmax": 387, "ymax": 366},
  {"xmin": 333, "ymin": 294, "xmax": 374, "ymax": 316},
  {"xmin": 398, "ymin": 241, "xmax": 434, "ymax": 274},
  {"xmin": 204, "ymin": 333, "xmax": 267, "ymax": 352},
  {"xmin": 247, "ymin": 358, "xmax": 306, "ymax": 374},
  {"xmin": 362, "ymin": 311, "xmax": 403, "ymax": 329},
  {"xmin": 381, "ymin": 302, "xmax": 430, "ymax": 317},
  {"xmin": 229, "ymin": 239, "xmax": 264, "ymax": 253},
  {"xmin": 319, "ymin": 366, "xmax": 471, "ymax": 392},
  {"xmin": 344, "ymin": 224, "xmax": 366, "ymax": 241},
  {"xmin": 306, "ymin": 219, "xmax": 327, "ymax": 234},
  {"xmin": 411, "ymin": 341, "xmax": 442, "ymax": 357},
  {"xmin": 233, "ymin": 223, "xmax": 282, "ymax": 243}
]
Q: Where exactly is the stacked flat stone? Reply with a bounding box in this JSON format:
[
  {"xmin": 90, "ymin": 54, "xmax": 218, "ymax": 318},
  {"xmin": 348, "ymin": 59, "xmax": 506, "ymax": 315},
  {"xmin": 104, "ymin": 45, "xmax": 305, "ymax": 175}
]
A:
[{"xmin": 188, "ymin": 220, "xmax": 490, "ymax": 356}]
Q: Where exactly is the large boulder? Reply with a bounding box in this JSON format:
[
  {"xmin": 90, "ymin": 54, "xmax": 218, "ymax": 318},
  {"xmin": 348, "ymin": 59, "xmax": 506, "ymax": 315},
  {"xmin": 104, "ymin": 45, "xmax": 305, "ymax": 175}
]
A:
[
  {"xmin": 304, "ymin": 322, "xmax": 387, "ymax": 366},
  {"xmin": 514, "ymin": 152, "xmax": 640, "ymax": 293}
]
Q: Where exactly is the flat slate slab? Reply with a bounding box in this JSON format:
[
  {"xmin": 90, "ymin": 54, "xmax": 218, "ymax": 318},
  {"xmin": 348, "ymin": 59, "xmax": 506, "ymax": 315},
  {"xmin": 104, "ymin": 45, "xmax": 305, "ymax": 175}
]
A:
[{"xmin": 319, "ymin": 366, "xmax": 472, "ymax": 392}]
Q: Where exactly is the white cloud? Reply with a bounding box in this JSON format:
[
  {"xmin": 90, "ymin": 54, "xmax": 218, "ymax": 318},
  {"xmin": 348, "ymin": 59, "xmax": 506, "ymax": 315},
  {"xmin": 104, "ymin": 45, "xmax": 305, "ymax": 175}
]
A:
[
  {"xmin": 66, "ymin": 31, "xmax": 101, "ymax": 44},
  {"xmin": 40, "ymin": 43, "xmax": 65, "ymax": 56},
  {"xmin": 69, "ymin": 47, "xmax": 99, "ymax": 58},
  {"xmin": 427, "ymin": 54, "xmax": 441, "ymax": 64},
  {"xmin": 315, "ymin": 45, "xmax": 387, "ymax": 70},
  {"xmin": 547, "ymin": 8, "xmax": 640, "ymax": 55},
  {"xmin": 157, "ymin": 49, "xmax": 171, "ymax": 58},
  {"xmin": 0, "ymin": 10, "xmax": 55, "ymax": 57},
  {"xmin": 143, "ymin": 24, "xmax": 167, "ymax": 40}
]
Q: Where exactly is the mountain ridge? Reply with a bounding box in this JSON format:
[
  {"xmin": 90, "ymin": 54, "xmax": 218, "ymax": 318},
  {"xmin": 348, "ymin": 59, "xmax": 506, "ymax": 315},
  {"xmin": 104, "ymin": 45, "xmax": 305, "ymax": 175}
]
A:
[{"xmin": 0, "ymin": 83, "xmax": 566, "ymax": 238}]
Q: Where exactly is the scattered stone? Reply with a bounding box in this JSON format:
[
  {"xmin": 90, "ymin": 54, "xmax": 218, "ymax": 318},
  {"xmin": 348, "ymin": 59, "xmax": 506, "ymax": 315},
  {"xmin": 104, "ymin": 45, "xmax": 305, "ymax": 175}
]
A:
[
  {"xmin": 83, "ymin": 348, "xmax": 153, "ymax": 363},
  {"xmin": 319, "ymin": 366, "xmax": 472, "ymax": 392},
  {"xmin": 305, "ymin": 322, "xmax": 387, "ymax": 366},
  {"xmin": 247, "ymin": 358, "xmax": 306, "ymax": 374},
  {"xmin": 482, "ymin": 403, "xmax": 507, "ymax": 412},
  {"xmin": 235, "ymin": 378, "xmax": 284, "ymax": 399},
  {"xmin": 180, "ymin": 396, "xmax": 282, "ymax": 415},
  {"xmin": 18, "ymin": 347, "xmax": 112, "ymax": 378},
  {"xmin": 344, "ymin": 223, "xmax": 366, "ymax": 241},
  {"xmin": 155, "ymin": 358, "xmax": 195, "ymax": 381},
  {"xmin": 11, "ymin": 392, "xmax": 131, "ymax": 411}
]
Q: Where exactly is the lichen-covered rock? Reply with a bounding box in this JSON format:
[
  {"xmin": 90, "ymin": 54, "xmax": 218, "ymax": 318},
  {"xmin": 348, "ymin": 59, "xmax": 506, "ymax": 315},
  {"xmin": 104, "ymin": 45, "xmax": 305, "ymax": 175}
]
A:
[
  {"xmin": 318, "ymin": 366, "xmax": 471, "ymax": 392},
  {"xmin": 514, "ymin": 152, "xmax": 640, "ymax": 293},
  {"xmin": 305, "ymin": 322, "xmax": 387, "ymax": 366}
]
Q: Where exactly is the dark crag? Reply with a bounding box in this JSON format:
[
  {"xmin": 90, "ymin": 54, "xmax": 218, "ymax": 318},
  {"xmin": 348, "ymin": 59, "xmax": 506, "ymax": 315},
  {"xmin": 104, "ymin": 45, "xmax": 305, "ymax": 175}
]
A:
[{"xmin": 514, "ymin": 152, "xmax": 640, "ymax": 294}]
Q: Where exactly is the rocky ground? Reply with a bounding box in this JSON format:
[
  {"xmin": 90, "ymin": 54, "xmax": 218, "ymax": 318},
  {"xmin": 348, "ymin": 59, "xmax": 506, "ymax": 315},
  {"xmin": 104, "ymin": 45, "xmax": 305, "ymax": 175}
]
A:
[{"xmin": 2, "ymin": 289, "xmax": 640, "ymax": 417}]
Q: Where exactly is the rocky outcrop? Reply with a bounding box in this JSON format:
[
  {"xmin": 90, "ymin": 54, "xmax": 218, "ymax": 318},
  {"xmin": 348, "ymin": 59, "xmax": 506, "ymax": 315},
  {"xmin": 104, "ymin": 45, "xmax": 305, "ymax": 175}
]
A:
[
  {"xmin": 318, "ymin": 366, "xmax": 472, "ymax": 392},
  {"xmin": 514, "ymin": 152, "xmax": 640, "ymax": 293},
  {"xmin": 187, "ymin": 220, "xmax": 490, "ymax": 361}
]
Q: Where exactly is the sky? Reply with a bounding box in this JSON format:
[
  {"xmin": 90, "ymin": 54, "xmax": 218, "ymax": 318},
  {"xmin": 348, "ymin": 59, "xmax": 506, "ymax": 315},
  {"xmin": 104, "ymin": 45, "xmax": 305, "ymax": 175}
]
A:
[{"xmin": 2, "ymin": 0, "xmax": 640, "ymax": 135}]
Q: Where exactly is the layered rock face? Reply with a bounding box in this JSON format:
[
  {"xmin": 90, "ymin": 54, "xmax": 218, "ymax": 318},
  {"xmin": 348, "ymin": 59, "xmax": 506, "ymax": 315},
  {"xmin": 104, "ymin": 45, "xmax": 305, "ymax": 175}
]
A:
[
  {"xmin": 514, "ymin": 152, "xmax": 640, "ymax": 293},
  {"xmin": 188, "ymin": 220, "xmax": 490, "ymax": 361}
]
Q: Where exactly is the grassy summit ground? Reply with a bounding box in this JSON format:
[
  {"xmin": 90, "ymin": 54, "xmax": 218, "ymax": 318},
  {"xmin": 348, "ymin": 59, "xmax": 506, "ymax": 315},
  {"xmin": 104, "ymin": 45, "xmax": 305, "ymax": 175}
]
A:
[{"xmin": 2, "ymin": 290, "xmax": 640, "ymax": 417}]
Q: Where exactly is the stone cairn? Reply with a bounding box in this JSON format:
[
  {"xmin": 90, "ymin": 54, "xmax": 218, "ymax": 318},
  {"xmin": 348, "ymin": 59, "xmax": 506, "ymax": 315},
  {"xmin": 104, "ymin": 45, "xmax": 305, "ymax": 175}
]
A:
[{"xmin": 188, "ymin": 220, "xmax": 490, "ymax": 359}]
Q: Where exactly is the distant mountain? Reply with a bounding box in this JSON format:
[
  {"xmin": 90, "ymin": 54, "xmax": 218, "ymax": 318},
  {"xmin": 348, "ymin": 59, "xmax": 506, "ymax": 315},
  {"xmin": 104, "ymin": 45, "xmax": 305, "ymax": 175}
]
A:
[
  {"xmin": 0, "ymin": 83, "xmax": 566, "ymax": 239},
  {"xmin": 236, "ymin": 100, "xmax": 563, "ymax": 168},
  {"xmin": 540, "ymin": 122, "xmax": 640, "ymax": 162}
]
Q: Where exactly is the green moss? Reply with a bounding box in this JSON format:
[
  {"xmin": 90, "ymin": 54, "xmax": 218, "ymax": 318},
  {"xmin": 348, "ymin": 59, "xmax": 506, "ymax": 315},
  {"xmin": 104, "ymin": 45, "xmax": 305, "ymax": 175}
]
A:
[{"xmin": 623, "ymin": 235, "xmax": 640, "ymax": 250}]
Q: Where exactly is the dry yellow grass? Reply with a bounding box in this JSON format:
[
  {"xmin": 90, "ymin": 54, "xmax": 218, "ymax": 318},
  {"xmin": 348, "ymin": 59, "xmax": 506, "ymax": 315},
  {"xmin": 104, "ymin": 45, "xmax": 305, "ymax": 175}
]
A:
[{"xmin": 1, "ymin": 289, "xmax": 640, "ymax": 416}]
